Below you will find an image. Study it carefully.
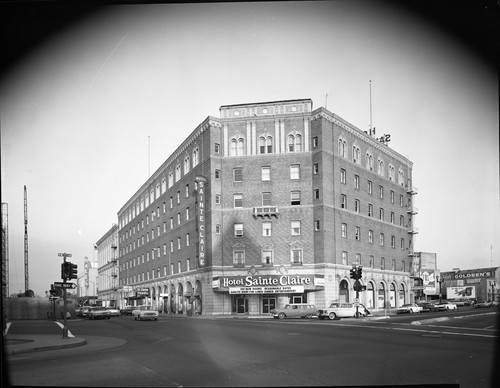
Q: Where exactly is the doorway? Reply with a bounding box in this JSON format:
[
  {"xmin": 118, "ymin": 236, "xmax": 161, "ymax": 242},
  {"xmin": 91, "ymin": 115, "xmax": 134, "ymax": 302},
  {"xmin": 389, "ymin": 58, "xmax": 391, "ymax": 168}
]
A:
[{"xmin": 262, "ymin": 297, "xmax": 276, "ymax": 314}]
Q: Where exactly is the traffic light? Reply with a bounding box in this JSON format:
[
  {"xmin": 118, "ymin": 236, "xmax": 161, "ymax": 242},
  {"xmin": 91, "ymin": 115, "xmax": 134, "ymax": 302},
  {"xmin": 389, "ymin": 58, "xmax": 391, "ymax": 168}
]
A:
[
  {"xmin": 61, "ymin": 261, "xmax": 71, "ymax": 280},
  {"xmin": 350, "ymin": 267, "xmax": 357, "ymax": 279},
  {"xmin": 69, "ymin": 263, "xmax": 78, "ymax": 280},
  {"xmin": 357, "ymin": 266, "xmax": 363, "ymax": 279}
]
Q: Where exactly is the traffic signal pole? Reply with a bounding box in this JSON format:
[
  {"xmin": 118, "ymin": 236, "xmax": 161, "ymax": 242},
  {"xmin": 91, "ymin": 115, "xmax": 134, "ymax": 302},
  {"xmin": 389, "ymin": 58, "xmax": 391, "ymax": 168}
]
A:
[{"xmin": 58, "ymin": 252, "xmax": 72, "ymax": 339}]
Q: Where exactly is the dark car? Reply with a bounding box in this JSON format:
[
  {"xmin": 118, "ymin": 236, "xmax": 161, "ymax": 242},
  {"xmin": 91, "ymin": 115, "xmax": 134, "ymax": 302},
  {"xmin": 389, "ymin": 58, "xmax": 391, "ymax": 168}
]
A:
[
  {"xmin": 120, "ymin": 306, "xmax": 134, "ymax": 315},
  {"xmin": 417, "ymin": 302, "xmax": 440, "ymax": 312}
]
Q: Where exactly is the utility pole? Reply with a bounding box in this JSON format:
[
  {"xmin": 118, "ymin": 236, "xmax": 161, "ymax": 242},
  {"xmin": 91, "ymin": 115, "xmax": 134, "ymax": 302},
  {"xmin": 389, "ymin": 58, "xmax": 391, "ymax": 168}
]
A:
[
  {"xmin": 58, "ymin": 252, "xmax": 72, "ymax": 338},
  {"xmin": 24, "ymin": 185, "xmax": 29, "ymax": 292}
]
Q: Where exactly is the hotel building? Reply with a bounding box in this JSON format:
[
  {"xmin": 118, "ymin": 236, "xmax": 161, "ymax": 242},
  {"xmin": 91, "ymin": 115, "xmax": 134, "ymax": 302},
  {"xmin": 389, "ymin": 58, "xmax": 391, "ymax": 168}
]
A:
[{"xmin": 116, "ymin": 99, "xmax": 417, "ymax": 315}]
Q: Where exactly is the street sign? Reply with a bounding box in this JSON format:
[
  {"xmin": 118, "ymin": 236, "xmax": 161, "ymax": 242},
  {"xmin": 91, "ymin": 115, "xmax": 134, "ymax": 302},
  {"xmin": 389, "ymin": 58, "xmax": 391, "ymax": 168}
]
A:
[
  {"xmin": 58, "ymin": 253, "xmax": 72, "ymax": 257},
  {"xmin": 53, "ymin": 282, "xmax": 76, "ymax": 289}
]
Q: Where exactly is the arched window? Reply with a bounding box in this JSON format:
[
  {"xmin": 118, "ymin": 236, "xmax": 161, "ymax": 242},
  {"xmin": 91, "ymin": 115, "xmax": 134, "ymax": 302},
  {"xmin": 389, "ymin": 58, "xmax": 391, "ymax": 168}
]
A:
[
  {"xmin": 288, "ymin": 135, "xmax": 295, "ymax": 152},
  {"xmin": 229, "ymin": 139, "xmax": 237, "ymax": 156},
  {"xmin": 259, "ymin": 136, "xmax": 272, "ymax": 154},
  {"xmin": 266, "ymin": 136, "xmax": 273, "ymax": 153},
  {"xmin": 192, "ymin": 148, "xmax": 199, "ymax": 166},
  {"xmin": 338, "ymin": 138, "xmax": 347, "ymax": 158},
  {"xmin": 295, "ymin": 134, "xmax": 302, "ymax": 152},
  {"xmin": 237, "ymin": 138, "xmax": 245, "ymax": 155},
  {"xmin": 184, "ymin": 156, "xmax": 190, "ymax": 174},
  {"xmin": 175, "ymin": 165, "xmax": 181, "ymax": 181},
  {"xmin": 353, "ymin": 145, "xmax": 360, "ymax": 164},
  {"xmin": 366, "ymin": 153, "xmax": 373, "ymax": 171},
  {"xmin": 168, "ymin": 171, "xmax": 174, "ymax": 188}
]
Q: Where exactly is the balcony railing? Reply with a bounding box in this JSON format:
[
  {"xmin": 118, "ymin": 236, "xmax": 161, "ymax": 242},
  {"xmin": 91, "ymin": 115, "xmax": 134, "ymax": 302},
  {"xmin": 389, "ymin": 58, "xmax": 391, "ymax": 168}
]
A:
[
  {"xmin": 253, "ymin": 206, "xmax": 279, "ymax": 219},
  {"xmin": 406, "ymin": 207, "xmax": 418, "ymax": 215},
  {"xmin": 407, "ymin": 227, "xmax": 419, "ymax": 234},
  {"xmin": 406, "ymin": 185, "xmax": 418, "ymax": 195}
]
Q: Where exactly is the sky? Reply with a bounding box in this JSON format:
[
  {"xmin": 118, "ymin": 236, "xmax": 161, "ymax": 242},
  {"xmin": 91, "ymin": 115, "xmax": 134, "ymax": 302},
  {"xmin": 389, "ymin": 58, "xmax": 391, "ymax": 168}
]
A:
[{"xmin": 1, "ymin": 1, "xmax": 499, "ymax": 297}]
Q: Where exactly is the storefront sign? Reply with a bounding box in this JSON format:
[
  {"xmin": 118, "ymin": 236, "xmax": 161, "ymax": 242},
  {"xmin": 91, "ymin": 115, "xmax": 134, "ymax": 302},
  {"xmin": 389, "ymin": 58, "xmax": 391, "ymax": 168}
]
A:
[
  {"xmin": 213, "ymin": 274, "xmax": 320, "ymax": 294},
  {"xmin": 229, "ymin": 285, "xmax": 305, "ymax": 294},
  {"xmin": 136, "ymin": 288, "xmax": 150, "ymax": 297},
  {"xmin": 451, "ymin": 270, "xmax": 494, "ymax": 280},
  {"xmin": 195, "ymin": 176, "xmax": 207, "ymax": 267}
]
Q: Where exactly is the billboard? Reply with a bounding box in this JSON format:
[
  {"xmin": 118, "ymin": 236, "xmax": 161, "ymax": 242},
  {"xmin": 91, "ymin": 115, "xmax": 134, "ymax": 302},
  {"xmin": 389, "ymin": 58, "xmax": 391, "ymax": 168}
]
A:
[{"xmin": 447, "ymin": 286, "xmax": 476, "ymax": 299}]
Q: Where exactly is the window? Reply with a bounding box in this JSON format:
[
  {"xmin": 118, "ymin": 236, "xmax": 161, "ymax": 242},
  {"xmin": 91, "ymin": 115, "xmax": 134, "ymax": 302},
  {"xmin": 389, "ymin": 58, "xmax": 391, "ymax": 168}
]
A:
[
  {"xmin": 388, "ymin": 165, "xmax": 395, "ymax": 181},
  {"xmin": 400, "ymin": 215, "xmax": 404, "ymax": 227},
  {"xmin": 192, "ymin": 148, "xmax": 199, "ymax": 166},
  {"xmin": 314, "ymin": 189, "xmax": 320, "ymax": 199},
  {"xmin": 175, "ymin": 165, "xmax": 181, "ymax": 181},
  {"xmin": 391, "ymin": 235, "xmax": 396, "ymax": 248},
  {"xmin": 237, "ymin": 138, "xmax": 245, "ymax": 155},
  {"xmin": 341, "ymin": 223, "xmax": 347, "ymax": 238},
  {"xmin": 355, "ymin": 226, "xmax": 360, "ymax": 240},
  {"xmin": 233, "ymin": 168, "xmax": 242, "ymax": 182},
  {"xmin": 177, "ymin": 191, "xmax": 180, "ymax": 204},
  {"xmin": 381, "ymin": 257, "xmax": 385, "ymax": 270},
  {"xmin": 352, "ymin": 146, "xmax": 360, "ymax": 164},
  {"xmin": 233, "ymin": 194, "xmax": 243, "ymax": 208},
  {"xmin": 262, "ymin": 222, "xmax": 272, "ymax": 236},
  {"xmin": 379, "ymin": 185, "xmax": 384, "ymax": 199},
  {"xmin": 368, "ymin": 230, "xmax": 373, "ymax": 243},
  {"xmin": 184, "ymin": 157, "xmax": 190, "ymax": 174},
  {"xmin": 354, "ymin": 175, "xmax": 359, "ymax": 189},
  {"xmin": 380, "ymin": 233, "xmax": 385, "ymax": 246},
  {"xmin": 368, "ymin": 180, "xmax": 372, "ymax": 194},
  {"xmin": 401, "ymin": 238, "xmax": 405, "ymax": 250},
  {"xmin": 186, "ymin": 233, "xmax": 190, "ymax": 247},
  {"xmin": 229, "ymin": 139, "xmax": 237, "ymax": 156},
  {"xmin": 341, "ymin": 194, "xmax": 347, "ymax": 209},
  {"xmin": 379, "ymin": 208, "xmax": 384, "ymax": 220},
  {"xmin": 290, "ymin": 164, "xmax": 300, "ymax": 179},
  {"xmin": 313, "ymin": 163, "xmax": 319, "ymax": 174},
  {"xmin": 314, "ymin": 220, "xmax": 320, "ymax": 231},
  {"xmin": 390, "ymin": 212, "xmax": 395, "ymax": 224},
  {"xmin": 170, "ymin": 217, "xmax": 174, "ymax": 229},
  {"xmin": 215, "ymin": 169, "xmax": 220, "ymax": 179},
  {"xmin": 262, "ymin": 250, "xmax": 273, "ymax": 265},
  {"xmin": 214, "ymin": 143, "xmax": 220, "ymax": 154},
  {"xmin": 378, "ymin": 159, "xmax": 385, "ymax": 176},
  {"xmin": 368, "ymin": 203, "xmax": 373, "ymax": 217},
  {"xmin": 291, "ymin": 221, "xmax": 301, "ymax": 236},
  {"xmin": 259, "ymin": 136, "xmax": 273, "ymax": 154},
  {"xmin": 234, "ymin": 223, "xmax": 243, "ymax": 238},
  {"xmin": 215, "ymin": 194, "xmax": 221, "ymax": 205},
  {"xmin": 390, "ymin": 190, "xmax": 395, "ymax": 203},
  {"xmin": 291, "ymin": 249, "xmax": 303, "ymax": 264},
  {"xmin": 291, "ymin": 191, "xmax": 301, "ymax": 206},
  {"xmin": 342, "ymin": 251, "xmax": 348, "ymax": 265},
  {"xmin": 356, "ymin": 253, "xmax": 361, "ymax": 264},
  {"xmin": 355, "ymin": 199, "xmax": 360, "ymax": 213},
  {"xmin": 177, "ymin": 212, "xmax": 181, "ymax": 225},
  {"xmin": 233, "ymin": 250, "xmax": 245, "ymax": 266},
  {"xmin": 313, "ymin": 136, "xmax": 319, "ymax": 148},
  {"xmin": 177, "ymin": 236, "xmax": 181, "ymax": 249},
  {"xmin": 366, "ymin": 152, "xmax": 373, "ymax": 171},
  {"xmin": 216, "ymin": 224, "xmax": 221, "ymax": 234},
  {"xmin": 340, "ymin": 169, "xmax": 346, "ymax": 184},
  {"xmin": 338, "ymin": 139, "xmax": 347, "ymax": 157},
  {"xmin": 262, "ymin": 192, "xmax": 272, "ymax": 206},
  {"xmin": 400, "ymin": 195, "xmax": 404, "ymax": 207},
  {"xmin": 261, "ymin": 166, "xmax": 271, "ymax": 181},
  {"xmin": 369, "ymin": 256, "xmax": 374, "ymax": 268},
  {"xmin": 186, "ymin": 207, "xmax": 190, "ymax": 220}
]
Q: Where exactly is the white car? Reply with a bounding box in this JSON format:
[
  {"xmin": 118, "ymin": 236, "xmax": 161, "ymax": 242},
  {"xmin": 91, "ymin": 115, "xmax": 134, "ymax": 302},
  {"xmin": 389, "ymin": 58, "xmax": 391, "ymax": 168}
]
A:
[
  {"xmin": 317, "ymin": 303, "xmax": 367, "ymax": 320},
  {"xmin": 132, "ymin": 305, "xmax": 159, "ymax": 321},
  {"xmin": 107, "ymin": 307, "xmax": 120, "ymax": 317},
  {"xmin": 396, "ymin": 303, "xmax": 423, "ymax": 314},
  {"xmin": 434, "ymin": 300, "xmax": 458, "ymax": 311}
]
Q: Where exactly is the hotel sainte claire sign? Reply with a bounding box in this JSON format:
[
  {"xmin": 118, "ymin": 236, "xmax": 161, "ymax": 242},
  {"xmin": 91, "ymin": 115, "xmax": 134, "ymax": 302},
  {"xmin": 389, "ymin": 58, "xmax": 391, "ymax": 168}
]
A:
[
  {"xmin": 212, "ymin": 274, "xmax": 324, "ymax": 294},
  {"xmin": 195, "ymin": 176, "xmax": 207, "ymax": 267}
]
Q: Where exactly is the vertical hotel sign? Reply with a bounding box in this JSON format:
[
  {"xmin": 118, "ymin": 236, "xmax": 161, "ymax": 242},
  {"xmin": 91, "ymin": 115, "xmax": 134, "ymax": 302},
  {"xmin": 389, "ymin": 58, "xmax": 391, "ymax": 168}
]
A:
[{"xmin": 195, "ymin": 176, "xmax": 207, "ymax": 267}]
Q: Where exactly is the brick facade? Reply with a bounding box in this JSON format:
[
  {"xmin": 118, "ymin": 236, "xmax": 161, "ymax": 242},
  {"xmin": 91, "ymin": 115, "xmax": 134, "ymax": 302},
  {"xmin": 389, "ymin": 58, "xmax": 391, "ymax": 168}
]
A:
[{"xmin": 116, "ymin": 99, "xmax": 416, "ymax": 315}]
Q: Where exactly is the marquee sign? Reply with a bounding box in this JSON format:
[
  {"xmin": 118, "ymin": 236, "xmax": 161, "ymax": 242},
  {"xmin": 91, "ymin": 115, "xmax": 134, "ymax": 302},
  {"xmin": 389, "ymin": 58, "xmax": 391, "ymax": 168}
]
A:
[
  {"xmin": 195, "ymin": 176, "xmax": 207, "ymax": 267},
  {"xmin": 451, "ymin": 270, "xmax": 494, "ymax": 280},
  {"xmin": 213, "ymin": 274, "xmax": 323, "ymax": 294}
]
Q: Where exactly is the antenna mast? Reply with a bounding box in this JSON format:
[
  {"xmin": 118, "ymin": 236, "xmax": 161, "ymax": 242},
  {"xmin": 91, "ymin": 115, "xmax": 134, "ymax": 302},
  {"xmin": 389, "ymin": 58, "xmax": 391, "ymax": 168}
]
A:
[
  {"xmin": 369, "ymin": 80, "xmax": 373, "ymax": 136},
  {"xmin": 24, "ymin": 185, "xmax": 29, "ymax": 292}
]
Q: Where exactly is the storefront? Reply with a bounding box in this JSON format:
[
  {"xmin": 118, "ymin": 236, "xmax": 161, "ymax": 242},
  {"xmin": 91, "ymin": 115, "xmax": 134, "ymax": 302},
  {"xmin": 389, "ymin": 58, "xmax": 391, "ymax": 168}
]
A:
[{"xmin": 212, "ymin": 273, "xmax": 325, "ymax": 315}]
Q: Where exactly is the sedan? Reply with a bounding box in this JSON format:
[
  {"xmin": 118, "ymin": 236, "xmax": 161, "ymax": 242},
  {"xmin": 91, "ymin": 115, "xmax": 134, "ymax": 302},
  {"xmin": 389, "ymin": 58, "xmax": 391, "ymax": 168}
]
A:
[
  {"xmin": 132, "ymin": 305, "xmax": 159, "ymax": 321},
  {"xmin": 87, "ymin": 307, "xmax": 111, "ymax": 320},
  {"xmin": 417, "ymin": 302, "xmax": 440, "ymax": 312},
  {"xmin": 107, "ymin": 307, "xmax": 120, "ymax": 317},
  {"xmin": 433, "ymin": 300, "xmax": 458, "ymax": 311},
  {"xmin": 317, "ymin": 303, "xmax": 367, "ymax": 320},
  {"xmin": 396, "ymin": 303, "xmax": 423, "ymax": 314}
]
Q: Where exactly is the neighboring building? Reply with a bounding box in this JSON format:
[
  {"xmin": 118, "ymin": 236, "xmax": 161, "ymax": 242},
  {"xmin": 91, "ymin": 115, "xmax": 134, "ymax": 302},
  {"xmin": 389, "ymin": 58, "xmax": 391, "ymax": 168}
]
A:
[
  {"xmin": 2, "ymin": 203, "xmax": 9, "ymax": 299},
  {"xmin": 117, "ymin": 99, "xmax": 417, "ymax": 315},
  {"xmin": 96, "ymin": 224, "xmax": 119, "ymax": 307},
  {"xmin": 412, "ymin": 252, "xmax": 438, "ymax": 300},
  {"xmin": 76, "ymin": 256, "xmax": 98, "ymax": 299},
  {"xmin": 440, "ymin": 267, "xmax": 499, "ymax": 303}
]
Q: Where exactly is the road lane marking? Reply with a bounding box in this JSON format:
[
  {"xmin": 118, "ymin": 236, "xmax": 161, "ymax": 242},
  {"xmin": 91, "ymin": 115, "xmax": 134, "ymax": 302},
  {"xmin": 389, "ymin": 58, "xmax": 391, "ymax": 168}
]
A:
[{"xmin": 54, "ymin": 321, "xmax": 75, "ymax": 337}]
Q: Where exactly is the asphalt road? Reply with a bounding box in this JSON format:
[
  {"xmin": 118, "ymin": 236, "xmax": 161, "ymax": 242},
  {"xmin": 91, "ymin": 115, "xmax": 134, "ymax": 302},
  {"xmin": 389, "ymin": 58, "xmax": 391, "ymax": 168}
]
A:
[{"xmin": 5, "ymin": 310, "xmax": 499, "ymax": 387}]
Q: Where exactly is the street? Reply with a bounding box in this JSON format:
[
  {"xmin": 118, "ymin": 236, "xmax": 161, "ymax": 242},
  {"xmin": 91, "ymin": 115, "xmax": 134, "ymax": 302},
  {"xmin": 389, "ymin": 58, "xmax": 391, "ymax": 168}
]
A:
[{"xmin": 5, "ymin": 310, "xmax": 499, "ymax": 387}]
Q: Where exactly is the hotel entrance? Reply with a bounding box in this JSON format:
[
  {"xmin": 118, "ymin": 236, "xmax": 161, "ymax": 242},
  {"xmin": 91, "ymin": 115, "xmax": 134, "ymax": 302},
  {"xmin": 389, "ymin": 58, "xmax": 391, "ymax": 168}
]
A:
[
  {"xmin": 232, "ymin": 295, "xmax": 248, "ymax": 314},
  {"xmin": 262, "ymin": 296, "xmax": 276, "ymax": 314}
]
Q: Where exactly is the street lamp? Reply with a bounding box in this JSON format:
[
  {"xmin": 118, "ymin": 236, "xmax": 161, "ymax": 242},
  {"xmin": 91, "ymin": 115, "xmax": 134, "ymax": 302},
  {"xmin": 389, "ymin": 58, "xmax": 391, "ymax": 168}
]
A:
[{"xmin": 436, "ymin": 276, "xmax": 444, "ymax": 303}]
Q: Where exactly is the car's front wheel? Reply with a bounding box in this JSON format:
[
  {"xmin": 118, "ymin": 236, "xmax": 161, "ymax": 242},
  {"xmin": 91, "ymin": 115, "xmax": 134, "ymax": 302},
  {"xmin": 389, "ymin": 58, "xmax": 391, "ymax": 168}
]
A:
[
  {"xmin": 278, "ymin": 312, "xmax": 285, "ymax": 319},
  {"xmin": 328, "ymin": 312, "xmax": 336, "ymax": 320}
]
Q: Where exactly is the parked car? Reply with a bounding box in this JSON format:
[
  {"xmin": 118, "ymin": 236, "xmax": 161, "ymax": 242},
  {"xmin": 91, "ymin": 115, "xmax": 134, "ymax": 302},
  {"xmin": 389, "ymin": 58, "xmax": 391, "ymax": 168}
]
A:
[
  {"xmin": 474, "ymin": 300, "xmax": 493, "ymax": 308},
  {"xmin": 396, "ymin": 303, "xmax": 423, "ymax": 314},
  {"xmin": 271, "ymin": 303, "xmax": 317, "ymax": 319},
  {"xmin": 417, "ymin": 302, "xmax": 440, "ymax": 312},
  {"xmin": 120, "ymin": 306, "xmax": 134, "ymax": 315},
  {"xmin": 450, "ymin": 299, "xmax": 472, "ymax": 307},
  {"xmin": 317, "ymin": 302, "xmax": 367, "ymax": 320},
  {"xmin": 107, "ymin": 307, "xmax": 120, "ymax": 317},
  {"xmin": 433, "ymin": 300, "xmax": 458, "ymax": 311},
  {"xmin": 87, "ymin": 306, "xmax": 111, "ymax": 320},
  {"xmin": 81, "ymin": 306, "xmax": 94, "ymax": 318},
  {"xmin": 132, "ymin": 305, "xmax": 159, "ymax": 321}
]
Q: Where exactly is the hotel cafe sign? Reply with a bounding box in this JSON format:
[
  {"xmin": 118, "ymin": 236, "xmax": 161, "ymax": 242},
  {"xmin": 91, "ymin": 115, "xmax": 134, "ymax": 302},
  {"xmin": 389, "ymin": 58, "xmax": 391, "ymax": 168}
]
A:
[{"xmin": 212, "ymin": 274, "xmax": 324, "ymax": 294}]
